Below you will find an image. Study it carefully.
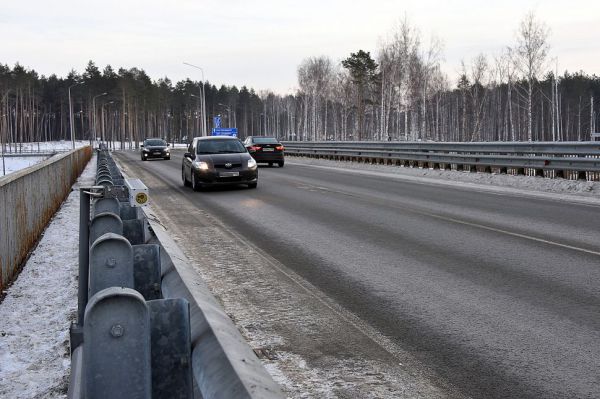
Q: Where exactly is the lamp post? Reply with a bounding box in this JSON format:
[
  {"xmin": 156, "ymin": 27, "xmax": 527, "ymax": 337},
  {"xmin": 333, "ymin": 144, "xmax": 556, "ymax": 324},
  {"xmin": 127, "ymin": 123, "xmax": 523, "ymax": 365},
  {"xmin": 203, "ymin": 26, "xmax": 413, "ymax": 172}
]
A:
[
  {"xmin": 92, "ymin": 92, "xmax": 108, "ymax": 145},
  {"xmin": 183, "ymin": 62, "xmax": 207, "ymax": 136},
  {"xmin": 101, "ymin": 101, "xmax": 114, "ymax": 147},
  {"xmin": 68, "ymin": 82, "xmax": 82, "ymax": 149}
]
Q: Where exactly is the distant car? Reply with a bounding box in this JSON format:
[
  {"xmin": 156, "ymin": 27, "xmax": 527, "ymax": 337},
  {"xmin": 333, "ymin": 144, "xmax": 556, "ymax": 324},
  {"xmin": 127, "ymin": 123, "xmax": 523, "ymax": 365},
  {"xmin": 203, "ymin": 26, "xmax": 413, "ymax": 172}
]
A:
[
  {"xmin": 181, "ymin": 136, "xmax": 258, "ymax": 191},
  {"xmin": 243, "ymin": 136, "xmax": 284, "ymax": 167},
  {"xmin": 141, "ymin": 138, "xmax": 170, "ymax": 160}
]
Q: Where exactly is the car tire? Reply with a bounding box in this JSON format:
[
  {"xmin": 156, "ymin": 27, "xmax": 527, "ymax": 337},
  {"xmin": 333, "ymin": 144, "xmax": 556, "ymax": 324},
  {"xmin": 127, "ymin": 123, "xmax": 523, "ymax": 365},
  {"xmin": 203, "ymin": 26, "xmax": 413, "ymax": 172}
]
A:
[
  {"xmin": 278, "ymin": 161, "xmax": 284, "ymax": 167},
  {"xmin": 141, "ymin": 157, "xmax": 146, "ymax": 161},
  {"xmin": 248, "ymin": 182, "xmax": 258, "ymax": 189},
  {"xmin": 268, "ymin": 162, "xmax": 273, "ymax": 167},
  {"xmin": 165, "ymin": 156, "xmax": 170, "ymax": 160},
  {"xmin": 191, "ymin": 173, "xmax": 201, "ymax": 192}
]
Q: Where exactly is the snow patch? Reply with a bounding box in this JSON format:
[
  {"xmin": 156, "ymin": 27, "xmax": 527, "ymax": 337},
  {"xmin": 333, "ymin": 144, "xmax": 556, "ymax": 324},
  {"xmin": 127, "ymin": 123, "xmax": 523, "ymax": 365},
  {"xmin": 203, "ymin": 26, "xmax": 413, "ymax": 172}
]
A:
[{"xmin": 0, "ymin": 155, "xmax": 96, "ymax": 399}]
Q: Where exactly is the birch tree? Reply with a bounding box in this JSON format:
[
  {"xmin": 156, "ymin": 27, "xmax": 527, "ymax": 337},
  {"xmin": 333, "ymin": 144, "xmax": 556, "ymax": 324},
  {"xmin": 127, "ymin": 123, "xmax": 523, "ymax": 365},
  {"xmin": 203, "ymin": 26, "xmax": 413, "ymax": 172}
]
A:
[{"xmin": 513, "ymin": 11, "xmax": 550, "ymax": 141}]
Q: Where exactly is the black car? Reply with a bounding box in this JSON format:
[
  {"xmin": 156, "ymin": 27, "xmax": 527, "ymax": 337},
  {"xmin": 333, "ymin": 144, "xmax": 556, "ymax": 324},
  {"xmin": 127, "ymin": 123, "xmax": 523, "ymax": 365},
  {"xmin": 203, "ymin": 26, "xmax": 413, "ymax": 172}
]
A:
[
  {"xmin": 182, "ymin": 136, "xmax": 258, "ymax": 191},
  {"xmin": 243, "ymin": 136, "xmax": 284, "ymax": 167},
  {"xmin": 141, "ymin": 138, "xmax": 170, "ymax": 160}
]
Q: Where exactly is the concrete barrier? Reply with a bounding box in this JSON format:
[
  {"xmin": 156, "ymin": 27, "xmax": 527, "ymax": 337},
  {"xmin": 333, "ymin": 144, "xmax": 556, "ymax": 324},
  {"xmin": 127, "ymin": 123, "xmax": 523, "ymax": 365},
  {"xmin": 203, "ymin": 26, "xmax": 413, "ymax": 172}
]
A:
[{"xmin": 0, "ymin": 146, "xmax": 92, "ymax": 292}]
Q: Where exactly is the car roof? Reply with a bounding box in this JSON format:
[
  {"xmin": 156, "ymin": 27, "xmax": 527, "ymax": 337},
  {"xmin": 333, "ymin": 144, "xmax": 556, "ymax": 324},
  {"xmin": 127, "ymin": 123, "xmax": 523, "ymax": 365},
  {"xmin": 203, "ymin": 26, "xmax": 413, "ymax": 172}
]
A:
[{"xmin": 194, "ymin": 136, "xmax": 239, "ymax": 141}]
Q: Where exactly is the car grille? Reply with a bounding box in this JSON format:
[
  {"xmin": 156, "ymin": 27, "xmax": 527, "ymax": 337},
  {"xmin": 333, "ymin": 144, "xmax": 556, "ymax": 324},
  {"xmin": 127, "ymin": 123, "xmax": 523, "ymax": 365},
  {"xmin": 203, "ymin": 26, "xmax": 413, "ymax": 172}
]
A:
[{"xmin": 215, "ymin": 163, "xmax": 242, "ymax": 169}]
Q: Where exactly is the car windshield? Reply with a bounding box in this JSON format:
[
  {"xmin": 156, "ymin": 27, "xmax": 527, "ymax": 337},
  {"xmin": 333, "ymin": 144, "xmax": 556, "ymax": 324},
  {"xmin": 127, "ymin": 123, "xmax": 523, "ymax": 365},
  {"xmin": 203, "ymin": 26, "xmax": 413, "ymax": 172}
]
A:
[
  {"xmin": 144, "ymin": 139, "xmax": 166, "ymax": 146},
  {"xmin": 197, "ymin": 139, "xmax": 246, "ymax": 154},
  {"xmin": 252, "ymin": 137, "xmax": 279, "ymax": 144}
]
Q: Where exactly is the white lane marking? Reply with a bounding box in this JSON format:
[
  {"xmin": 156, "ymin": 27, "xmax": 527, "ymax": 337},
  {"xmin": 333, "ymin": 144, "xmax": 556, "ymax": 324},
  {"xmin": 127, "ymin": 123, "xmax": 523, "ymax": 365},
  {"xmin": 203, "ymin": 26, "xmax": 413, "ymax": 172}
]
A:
[
  {"xmin": 295, "ymin": 180, "xmax": 600, "ymax": 258},
  {"xmin": 287, "ymin": 161, "xmax": 600, "ymax": 208}
]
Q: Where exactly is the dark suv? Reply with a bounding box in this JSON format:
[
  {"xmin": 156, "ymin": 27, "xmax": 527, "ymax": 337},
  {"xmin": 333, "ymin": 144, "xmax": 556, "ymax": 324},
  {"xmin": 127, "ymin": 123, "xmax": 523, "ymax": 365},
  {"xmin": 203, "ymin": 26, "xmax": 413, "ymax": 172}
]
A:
[
  {"xmin": 141, "ymin": 138, "xmax": 170, "ymax": 160},
  {"xmin": 243, "ymin": 136, "xmax": 284, "ymax": 167}
]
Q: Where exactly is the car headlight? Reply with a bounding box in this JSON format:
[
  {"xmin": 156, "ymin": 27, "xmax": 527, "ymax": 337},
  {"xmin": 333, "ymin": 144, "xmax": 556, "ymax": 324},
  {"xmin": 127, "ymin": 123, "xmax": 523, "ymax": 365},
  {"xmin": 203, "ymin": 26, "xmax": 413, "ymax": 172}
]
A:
[
  {"xmin": 192, "ymin": 161, "xmax": 210, "ymax": 170},
  {"xmin": 248, "ymin": 158, "xmax": 257, "ymax": 168}
]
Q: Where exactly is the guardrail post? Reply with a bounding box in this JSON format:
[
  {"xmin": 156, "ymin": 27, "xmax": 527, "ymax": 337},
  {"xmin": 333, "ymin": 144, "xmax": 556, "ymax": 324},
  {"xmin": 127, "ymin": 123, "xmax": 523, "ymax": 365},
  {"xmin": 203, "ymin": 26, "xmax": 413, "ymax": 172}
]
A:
[
  {"xmin": 89, "ymin": 233, "xmax": 134, "ymax": 297},
  {"xmin": 148, "ymin": 298, "xmax": 193, "ymax": 399},
  {"xmin": 84, "ymin": 287, "xmax": 151, "ymax": 399},
  {"xmin": 133, "ymin": 244, "xmax": 162, "ymax": 300}
]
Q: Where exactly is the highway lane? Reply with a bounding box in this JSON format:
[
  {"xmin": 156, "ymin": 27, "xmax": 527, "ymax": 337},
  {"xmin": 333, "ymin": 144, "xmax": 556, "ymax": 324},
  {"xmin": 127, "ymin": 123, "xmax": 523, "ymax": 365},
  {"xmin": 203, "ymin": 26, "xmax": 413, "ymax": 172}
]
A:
[{"xmin": 116, "ymin": 149, "xmax": 600, "ymax": 399}]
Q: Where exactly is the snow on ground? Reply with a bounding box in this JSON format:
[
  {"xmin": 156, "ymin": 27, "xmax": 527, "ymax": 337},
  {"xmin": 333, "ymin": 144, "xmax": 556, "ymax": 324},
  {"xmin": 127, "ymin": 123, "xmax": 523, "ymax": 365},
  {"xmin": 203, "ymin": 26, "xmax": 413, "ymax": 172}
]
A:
[
  {"xmin": 0, "ymin": 155, "xmax": 96, "ymax": 399},
  {"xmin": 1, "ymin": 157, "xmax": 48, "ymax": 176},
  {"xmin": 1, "ymin": 140, "xmax": 92, "ymax": 177}
]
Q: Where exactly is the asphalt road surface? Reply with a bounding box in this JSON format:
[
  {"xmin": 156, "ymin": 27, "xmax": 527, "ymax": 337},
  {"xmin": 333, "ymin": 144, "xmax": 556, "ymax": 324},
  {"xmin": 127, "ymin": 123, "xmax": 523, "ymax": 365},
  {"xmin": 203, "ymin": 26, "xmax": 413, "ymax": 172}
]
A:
[{"xmin": 115, "ymin": 149, "xmax": 600, "ymax": 399}]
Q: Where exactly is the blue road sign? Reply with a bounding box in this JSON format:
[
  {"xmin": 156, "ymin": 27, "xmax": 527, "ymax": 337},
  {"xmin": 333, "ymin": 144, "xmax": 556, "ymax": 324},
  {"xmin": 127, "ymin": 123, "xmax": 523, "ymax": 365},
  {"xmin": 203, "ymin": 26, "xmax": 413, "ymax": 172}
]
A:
[
  {"xmin": 213, "ymin": 116, "xmax": 221, "ymax": 128},
  {"xmin": 211, "ymin": 128, "xmax": 238, "ymax": 137}
]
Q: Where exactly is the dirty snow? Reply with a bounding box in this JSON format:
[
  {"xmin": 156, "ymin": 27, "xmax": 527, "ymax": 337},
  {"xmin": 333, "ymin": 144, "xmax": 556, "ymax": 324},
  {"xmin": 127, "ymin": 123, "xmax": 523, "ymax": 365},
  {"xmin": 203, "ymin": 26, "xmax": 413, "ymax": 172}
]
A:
[{"xmin": 0, "ymin": 155, "xmax": 96, "ymax": 399}]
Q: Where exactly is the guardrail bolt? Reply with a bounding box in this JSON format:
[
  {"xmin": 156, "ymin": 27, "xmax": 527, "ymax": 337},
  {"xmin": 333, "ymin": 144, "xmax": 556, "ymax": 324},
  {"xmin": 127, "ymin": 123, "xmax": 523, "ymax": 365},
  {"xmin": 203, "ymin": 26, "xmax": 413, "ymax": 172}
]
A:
[
  {"xmin": 110, "ymin": 324, "xmax": 124, "ymax": 338},
  {"xmin": 106, "ymin": 257, "xmax": 117, "ymax": 268}
]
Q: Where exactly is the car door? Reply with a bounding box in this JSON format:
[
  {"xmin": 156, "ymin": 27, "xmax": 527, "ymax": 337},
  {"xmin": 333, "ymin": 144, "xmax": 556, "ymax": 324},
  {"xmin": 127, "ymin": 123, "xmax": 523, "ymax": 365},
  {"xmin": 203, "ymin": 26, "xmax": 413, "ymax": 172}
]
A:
[{"xmin": 183, "ymin": 140, "xmax": 195, "ymax": 180}]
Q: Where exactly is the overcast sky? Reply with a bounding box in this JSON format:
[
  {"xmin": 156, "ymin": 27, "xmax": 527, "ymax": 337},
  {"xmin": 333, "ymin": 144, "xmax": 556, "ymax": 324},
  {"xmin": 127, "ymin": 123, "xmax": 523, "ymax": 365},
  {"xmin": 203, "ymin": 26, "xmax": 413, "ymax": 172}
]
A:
[{"xmin": 1, "ymin": 0, "xmax": 599, "ymax": 93}]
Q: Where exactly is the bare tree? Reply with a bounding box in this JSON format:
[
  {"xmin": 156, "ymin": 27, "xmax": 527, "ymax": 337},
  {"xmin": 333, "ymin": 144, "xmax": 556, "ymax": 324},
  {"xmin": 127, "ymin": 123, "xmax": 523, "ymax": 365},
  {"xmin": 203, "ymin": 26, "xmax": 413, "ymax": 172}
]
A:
[{"xmin": 513, "ymin": 11, "xmax": 550, "ymax": 141}]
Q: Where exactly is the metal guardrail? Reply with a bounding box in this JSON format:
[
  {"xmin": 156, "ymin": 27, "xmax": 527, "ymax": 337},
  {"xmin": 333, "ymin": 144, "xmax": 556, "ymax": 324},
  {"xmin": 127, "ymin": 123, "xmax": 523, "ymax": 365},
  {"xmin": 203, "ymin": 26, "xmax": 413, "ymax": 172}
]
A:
[
  {"xmin": 282, "ymin": 141, "xmax": 600, "ymax": 179},
  {"xmin": 68, "ymin": 146, "xmax": 283, "ymax": 399}
]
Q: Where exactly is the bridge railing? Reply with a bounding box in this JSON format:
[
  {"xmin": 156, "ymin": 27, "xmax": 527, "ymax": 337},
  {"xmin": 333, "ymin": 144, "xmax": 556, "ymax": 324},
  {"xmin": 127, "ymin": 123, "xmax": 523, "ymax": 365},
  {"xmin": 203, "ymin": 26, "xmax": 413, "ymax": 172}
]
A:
[
  {"xmin": 282, "ymin": 141, "xmax": 600, "ymax": 180},
  {"xmin": 68, "ymin": 146, "xmax": 283, "ymax": 399}
]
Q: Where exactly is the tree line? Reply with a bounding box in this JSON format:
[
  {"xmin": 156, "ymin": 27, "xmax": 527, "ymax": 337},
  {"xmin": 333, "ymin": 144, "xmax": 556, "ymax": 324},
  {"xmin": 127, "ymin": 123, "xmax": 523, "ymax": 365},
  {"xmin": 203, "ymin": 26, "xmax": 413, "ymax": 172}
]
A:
[{"xmin": 1, "ymin": 12, "xmax": 598, "ymax": 148}]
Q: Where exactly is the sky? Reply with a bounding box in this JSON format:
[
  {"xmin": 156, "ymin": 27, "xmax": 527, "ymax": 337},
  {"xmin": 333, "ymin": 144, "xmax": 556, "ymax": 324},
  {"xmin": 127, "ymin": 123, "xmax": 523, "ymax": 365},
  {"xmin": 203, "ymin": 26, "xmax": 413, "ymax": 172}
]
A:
[{"xmin": 1, "ymin": 0, "xmax": 599, "ymax": 93}]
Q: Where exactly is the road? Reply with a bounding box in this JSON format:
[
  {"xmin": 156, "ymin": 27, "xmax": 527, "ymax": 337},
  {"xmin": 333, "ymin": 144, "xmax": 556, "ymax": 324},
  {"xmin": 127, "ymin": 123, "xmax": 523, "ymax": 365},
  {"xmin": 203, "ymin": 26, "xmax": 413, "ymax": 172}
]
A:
[{"xmin": 115, "ymin": 149, "xmax": 600, "ymax": 399}]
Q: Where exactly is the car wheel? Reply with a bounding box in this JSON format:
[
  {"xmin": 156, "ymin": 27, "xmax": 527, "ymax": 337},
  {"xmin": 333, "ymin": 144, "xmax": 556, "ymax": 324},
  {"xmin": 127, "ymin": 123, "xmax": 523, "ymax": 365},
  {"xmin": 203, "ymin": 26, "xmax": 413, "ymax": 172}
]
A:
[
  {"xmin": 278, "ymin": 161, "xmax": 284, "ymax": 167},
  {"xmin": 191, "ymin": 173, "xmax": 201, "ymax": 191},
  {"xmin": 182, "ymin": 167, "xmax": 190, "ymax": 187},
  {"xmin": 268, "ymin": 162, "xmax": 273, "ymax": 167},
  {"xmin": 165, "ymin": 156, "xmax": 170, "ymax": 160},
  {"xmin": 141, "ymin": 157, "xmax": 146, "ymax": 161},
  {"xmin": 248, "ymin": 182, "xmax": 258, "ymax": 189}
]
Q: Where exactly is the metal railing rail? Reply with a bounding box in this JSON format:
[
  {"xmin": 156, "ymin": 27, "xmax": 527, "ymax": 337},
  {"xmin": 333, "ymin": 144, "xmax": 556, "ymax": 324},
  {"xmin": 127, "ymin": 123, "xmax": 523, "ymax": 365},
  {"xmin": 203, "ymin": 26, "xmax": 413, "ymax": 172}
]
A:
[
  {"xmin": 68, "ymin": 145, "xmax": 283, "ymax": 399},
  {"xmin": 282, "ymin": 141, "xmax": 600, "ymax": 178}
]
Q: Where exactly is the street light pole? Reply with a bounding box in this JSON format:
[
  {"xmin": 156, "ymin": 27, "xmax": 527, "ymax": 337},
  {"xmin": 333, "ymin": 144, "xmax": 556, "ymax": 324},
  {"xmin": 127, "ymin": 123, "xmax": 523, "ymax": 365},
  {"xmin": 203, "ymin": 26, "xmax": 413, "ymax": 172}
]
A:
[
  {"xmin": 92, "ymin": 92, "xmax": 108, "ymax": 146},
  {"xmin": 183, "ymin": 62, "xmax": 208, "ymax": 136},
  {"xmin": 68, "ymin": 82, "xmax": 82, "ymax": 149}
]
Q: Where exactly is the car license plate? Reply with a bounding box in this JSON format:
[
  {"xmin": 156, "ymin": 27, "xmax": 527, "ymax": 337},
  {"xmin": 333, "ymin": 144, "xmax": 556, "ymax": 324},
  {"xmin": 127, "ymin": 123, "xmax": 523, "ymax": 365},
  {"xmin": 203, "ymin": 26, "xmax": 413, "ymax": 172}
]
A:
[
  {"xmin": 153, "ymin": 151, "xmax": 161, "ymax": 154},
  {"xmin": 263, "ymin": 148, "xmax": 274, "ymax": 152},
  {"xmin": 220, "ymin": 172, "xmax": 239, "ymax": 177}
]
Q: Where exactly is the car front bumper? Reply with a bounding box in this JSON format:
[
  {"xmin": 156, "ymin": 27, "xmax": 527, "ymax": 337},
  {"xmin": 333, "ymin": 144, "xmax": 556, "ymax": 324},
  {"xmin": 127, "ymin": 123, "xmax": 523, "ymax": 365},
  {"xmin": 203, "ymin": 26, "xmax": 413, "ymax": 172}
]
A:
[
  {"xmin": 192, "ymin": 168, "xmax": 258, "ymax": 186},
  {"xmin": 142, "ymin": 151, "xmax": 170, "ymax": 159}
]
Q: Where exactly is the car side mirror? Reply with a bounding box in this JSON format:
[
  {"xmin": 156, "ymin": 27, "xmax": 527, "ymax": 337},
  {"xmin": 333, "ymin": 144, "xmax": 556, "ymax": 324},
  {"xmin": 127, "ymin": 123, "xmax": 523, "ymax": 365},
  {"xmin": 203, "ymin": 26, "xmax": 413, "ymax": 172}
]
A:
[
  {"xmin": 140, "ymin": 144, "xmax": 144, "ymax": 148},
  {"xmin": 167, "ymin": 143, "xmax": 171, "ymax": 147},
  {"xmin": 184, "ymin": 152, "xmax": 192, "ymax": 159}
]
